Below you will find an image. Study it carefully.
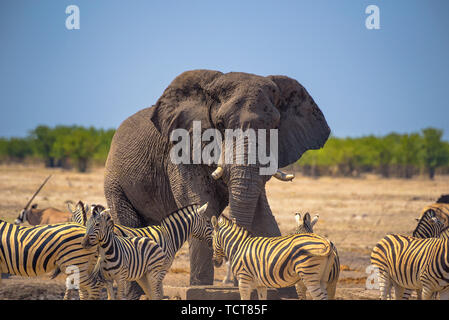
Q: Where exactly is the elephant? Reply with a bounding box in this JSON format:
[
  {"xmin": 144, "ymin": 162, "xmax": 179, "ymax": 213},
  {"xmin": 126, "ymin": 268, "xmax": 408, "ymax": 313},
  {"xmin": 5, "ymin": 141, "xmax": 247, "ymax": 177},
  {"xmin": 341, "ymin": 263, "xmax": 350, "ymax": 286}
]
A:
[{"xmin": 104, "ymin": 69, "xmax": 330, "ymax": 298}]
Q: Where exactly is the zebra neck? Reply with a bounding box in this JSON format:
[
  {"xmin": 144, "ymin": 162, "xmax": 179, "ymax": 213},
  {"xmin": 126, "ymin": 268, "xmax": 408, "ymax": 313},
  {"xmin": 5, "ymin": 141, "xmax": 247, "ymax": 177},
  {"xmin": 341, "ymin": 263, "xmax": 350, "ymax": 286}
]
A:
[
  {"xmin": 160, "ymin": 209, "xmax": 194, "ymax": 256},
  {"xmin": 99, "ymin": 229, "xmax": 119, "ymax": 261}
]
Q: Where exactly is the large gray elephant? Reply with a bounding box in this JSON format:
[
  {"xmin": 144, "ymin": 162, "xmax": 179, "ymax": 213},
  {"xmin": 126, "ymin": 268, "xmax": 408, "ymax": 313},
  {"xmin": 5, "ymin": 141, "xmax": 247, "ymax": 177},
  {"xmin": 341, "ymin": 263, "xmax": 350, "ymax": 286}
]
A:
[{"xmin": 104, "ymin": 69, "xmax": 330, "ymax": 296}]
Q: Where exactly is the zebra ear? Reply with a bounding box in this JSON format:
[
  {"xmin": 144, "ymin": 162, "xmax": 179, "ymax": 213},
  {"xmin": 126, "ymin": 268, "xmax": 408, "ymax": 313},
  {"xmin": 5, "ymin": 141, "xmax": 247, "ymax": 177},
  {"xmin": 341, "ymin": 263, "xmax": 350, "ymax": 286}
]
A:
[
  {"xmin": 311, "ymin": 214, "xmax": 319, "ymax": 227},
  {"xmin": 211, "ymin": 215, "xmax": 218, "ymax": 230},
  {"xmin": 295, "ymin": 213, "xmax": 301, "ymax": 227},
  {"xmin": 198, "ymin": 202, "xmax": 209, "ymax": 216}
]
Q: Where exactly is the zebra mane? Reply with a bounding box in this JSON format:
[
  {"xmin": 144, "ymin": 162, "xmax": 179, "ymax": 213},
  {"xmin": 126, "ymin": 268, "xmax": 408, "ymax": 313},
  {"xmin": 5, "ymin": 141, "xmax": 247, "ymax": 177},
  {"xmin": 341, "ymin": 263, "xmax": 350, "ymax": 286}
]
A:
[{"xmin": 218, "ymin": 214, "xmax": 253, "ymax": 236}]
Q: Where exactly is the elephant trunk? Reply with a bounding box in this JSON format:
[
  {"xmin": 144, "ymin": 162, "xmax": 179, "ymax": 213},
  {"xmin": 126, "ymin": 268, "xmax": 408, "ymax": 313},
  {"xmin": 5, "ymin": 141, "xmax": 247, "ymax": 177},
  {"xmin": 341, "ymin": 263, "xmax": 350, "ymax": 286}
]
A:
[{"xmin": 226, "ymin": 165, "xmax": 265, "ymax": 230}]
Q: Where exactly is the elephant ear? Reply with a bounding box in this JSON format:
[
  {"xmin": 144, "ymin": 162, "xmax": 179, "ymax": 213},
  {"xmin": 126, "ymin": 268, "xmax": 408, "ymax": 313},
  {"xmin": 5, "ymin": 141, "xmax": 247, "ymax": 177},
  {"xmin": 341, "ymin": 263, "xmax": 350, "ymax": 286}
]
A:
[
  {"xmin": 150, "ymin": 70, "xmax": 224, "ymax": 138},
  {"xmin": 267, "ymin": 75, "xmax": 330, "ymax": 168}
]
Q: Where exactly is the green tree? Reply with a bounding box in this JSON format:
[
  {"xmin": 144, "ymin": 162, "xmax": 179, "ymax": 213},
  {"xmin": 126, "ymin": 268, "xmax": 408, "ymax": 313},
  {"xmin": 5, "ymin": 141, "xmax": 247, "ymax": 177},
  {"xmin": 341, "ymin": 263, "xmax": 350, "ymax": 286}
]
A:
[
  {"xmin": 420, "ymin": 128, "xmax": 449, "ymax": 179},
  {"xmin": 6, "ymin": 137, "xmax": 33, "ymax": 161},
  {"xmin": 396, "ymin": 133, "xmax": 422, "ymax": 178},
  {"xmin": 29, "ymin": 125, "xmax": 57, "ymax": 167}
]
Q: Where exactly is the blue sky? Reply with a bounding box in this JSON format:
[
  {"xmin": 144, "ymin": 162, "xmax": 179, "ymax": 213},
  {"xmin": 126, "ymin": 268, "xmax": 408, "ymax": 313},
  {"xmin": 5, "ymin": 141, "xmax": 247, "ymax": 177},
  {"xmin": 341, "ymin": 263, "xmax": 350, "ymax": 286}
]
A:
[{"xmin": 1, "ymin": 0, "xmax": 448, "ymax": 139}]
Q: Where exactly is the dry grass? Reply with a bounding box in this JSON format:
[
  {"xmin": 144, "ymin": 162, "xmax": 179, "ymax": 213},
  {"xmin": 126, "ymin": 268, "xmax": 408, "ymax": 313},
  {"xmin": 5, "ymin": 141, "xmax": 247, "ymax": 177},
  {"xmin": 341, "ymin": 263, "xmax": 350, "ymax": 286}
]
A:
[{"xmin": 0, "ymin": 164, "xmax": 448, "ymax": 299}]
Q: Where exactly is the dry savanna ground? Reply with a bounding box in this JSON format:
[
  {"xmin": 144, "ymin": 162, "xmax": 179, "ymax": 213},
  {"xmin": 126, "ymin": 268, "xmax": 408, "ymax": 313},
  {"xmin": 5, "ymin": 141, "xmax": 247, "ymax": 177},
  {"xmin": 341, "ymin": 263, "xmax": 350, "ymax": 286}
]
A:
[{"xmin": 0, "ymin": 164, "xmax": 448, "ymax": 300}]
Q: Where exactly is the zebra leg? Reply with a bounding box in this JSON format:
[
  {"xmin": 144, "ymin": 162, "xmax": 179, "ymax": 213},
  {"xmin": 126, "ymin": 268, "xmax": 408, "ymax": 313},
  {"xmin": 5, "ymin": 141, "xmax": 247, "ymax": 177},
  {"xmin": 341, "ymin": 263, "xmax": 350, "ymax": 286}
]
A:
[
  {"xmin": 136, "ymin": 276, "xmax": 154, "ymax": 300},
  {"xmin": 401, "ymin": 289, "xmax": 413, "ymax": 300},
  {"xmin": 146, "ymin": 271, "xmax": 165, "ymax": 300},
  {"xmin": 256, "ymin": 286, "xmax": 267, "ymax": 300},
  {"xmin": 326, "ymin": 278, "xmax": 338, "ymax": 300},
  {"xmin": 416, "ymin": 289, "xmax": 422, "ymax": 300},
  {"xmin": 421, "ymin": 286, "xmax": 434, "ymax": 300},
  {"xmin": 222, "ymin": 260, "xmax": 233, "ymax": 284},
  {"xmin": 392, "ymin": 283, "xmax": 405, "ymax": 300},
  {"xmin": 116, "ymin": 280, "xmax": 127, "ymax": 300},
  {"xmin": 301, "ymin": 275, "xmax": 328, "ymax": 300},
  {"xmin": 295, "ymin": 280, "xmax": 308, "ymax": 300},
  {"xmin": 439, "ymin": 289, "xmax": 449, "ymax": 300},
  {"xmin": 106, "ymin": 281, "xmax": 115, "ymax": 300},
  {"xmin": 238, "ymin": 278, "xmax": 254, "ymax": 300},
  {"xmin": 377, "ymin": 271, "xmax": 392, "ymax": 300}
]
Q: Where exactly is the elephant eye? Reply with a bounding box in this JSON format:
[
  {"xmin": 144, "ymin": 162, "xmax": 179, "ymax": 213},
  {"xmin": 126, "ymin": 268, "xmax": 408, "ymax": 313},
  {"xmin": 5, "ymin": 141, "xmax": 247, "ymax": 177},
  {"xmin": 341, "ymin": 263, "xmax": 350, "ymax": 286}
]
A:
[{"xmin": 216, "ymin": 119, "xmax": 224, "ymax": 130}]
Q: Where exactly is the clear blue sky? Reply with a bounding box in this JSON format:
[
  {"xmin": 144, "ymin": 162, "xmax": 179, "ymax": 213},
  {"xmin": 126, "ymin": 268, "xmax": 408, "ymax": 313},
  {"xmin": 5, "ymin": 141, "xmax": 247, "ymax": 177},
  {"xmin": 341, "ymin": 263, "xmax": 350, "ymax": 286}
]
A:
[{"xmin": 1, "ymin": 0, "xmax": 448, "ymax": 139}]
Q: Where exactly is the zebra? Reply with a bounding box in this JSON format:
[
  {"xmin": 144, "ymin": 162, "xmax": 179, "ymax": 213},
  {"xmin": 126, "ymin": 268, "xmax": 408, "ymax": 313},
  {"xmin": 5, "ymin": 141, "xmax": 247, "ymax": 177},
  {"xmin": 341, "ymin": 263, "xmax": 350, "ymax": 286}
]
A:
[
  {"xmin": 67, "ymin": 200, "xmax": 89, "ymax": 225},
  {"xmin": 82, "ymin": 208, "xmax": 167, "ymax": 300},
  {"xmin": 80, "ymin": 202, "xmax": 211, "ymax": 298},
  {"xmin": 0, "ymin": 219, "xmax": 103, "ymax": 299},
  {"xmin": 211, "ymin": 215, "xmax": 334, "ymax": 300},
  {"xmin": 413, "ymin": 204, "xmax": 449, "ymax": 238},
  {"xmin": 90, "ymin": 203, "xmax": 211, "ymax": 267},
  {"xmin": 370, "ymin": 229, "xmax": 449, "ymax": 300},
  {"xmin": 294, "ymin": 212, "xmax": 340, "ymax": 299}
]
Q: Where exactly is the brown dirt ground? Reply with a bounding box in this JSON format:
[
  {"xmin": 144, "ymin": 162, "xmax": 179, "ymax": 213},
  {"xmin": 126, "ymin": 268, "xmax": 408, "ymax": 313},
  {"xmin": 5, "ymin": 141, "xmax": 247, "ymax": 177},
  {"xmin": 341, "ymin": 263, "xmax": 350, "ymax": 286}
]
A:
[{"xmin": 0, "ymin": 164, "xmax": 448, "ymax": 300}]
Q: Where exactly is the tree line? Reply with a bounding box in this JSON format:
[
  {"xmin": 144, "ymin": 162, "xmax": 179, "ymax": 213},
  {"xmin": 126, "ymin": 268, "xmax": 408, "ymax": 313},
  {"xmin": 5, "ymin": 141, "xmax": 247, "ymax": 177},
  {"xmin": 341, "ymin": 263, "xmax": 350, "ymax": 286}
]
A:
[
  {"xmin": 294, "ymin": 128, "xmax": 449, "ymax": 179},
  {"xmin": 0, "ymin": 125, "xmax": 448, "ymax": 178},
  {"xmin": 0, "ymin": 125, "xmax": 115, "ymax": 172}
]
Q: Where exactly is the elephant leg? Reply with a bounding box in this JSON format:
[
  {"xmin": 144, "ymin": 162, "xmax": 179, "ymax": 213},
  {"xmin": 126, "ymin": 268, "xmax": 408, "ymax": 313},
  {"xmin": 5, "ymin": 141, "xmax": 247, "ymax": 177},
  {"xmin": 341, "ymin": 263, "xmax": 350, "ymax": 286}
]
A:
[
  {"xmin": 189, "ymin": 238, "xmax": 214, "ymax": 285},
  {"xmin": 104, "ymin": 178, "xmax": 145, "ymax": 228}
]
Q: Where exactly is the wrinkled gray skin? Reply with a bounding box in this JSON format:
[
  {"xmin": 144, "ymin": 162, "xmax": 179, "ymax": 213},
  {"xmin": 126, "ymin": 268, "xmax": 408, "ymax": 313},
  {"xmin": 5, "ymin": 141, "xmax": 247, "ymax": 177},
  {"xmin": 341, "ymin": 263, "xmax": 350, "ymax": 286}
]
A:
[{"xmin": 104, "ymin": 70, "xmax": 330, "ymax": 297}]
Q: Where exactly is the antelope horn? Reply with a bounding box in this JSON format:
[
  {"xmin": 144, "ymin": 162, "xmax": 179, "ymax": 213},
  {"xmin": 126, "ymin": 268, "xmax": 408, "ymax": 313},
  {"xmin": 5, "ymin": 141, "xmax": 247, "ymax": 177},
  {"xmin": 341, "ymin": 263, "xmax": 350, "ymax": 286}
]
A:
[
  {"xmin": 273, "ymin": 170, "xmax": 295, "ymax": 182},
  {"xmin": 23, "ymin": 175, "xmax": 52, "ymax": 210}
]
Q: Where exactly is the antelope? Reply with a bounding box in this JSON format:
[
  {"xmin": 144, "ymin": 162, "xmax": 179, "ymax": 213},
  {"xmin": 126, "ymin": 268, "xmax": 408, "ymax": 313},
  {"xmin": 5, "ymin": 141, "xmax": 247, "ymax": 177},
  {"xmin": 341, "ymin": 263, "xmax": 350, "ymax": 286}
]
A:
[{"xmin": 14, "ymin": 175, "xmax": 72, "ymax": 225}]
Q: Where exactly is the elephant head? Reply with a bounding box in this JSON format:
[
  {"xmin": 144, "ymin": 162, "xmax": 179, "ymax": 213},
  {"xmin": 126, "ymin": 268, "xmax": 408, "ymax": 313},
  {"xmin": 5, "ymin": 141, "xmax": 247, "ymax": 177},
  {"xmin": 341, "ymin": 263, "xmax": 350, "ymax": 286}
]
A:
[{"xmin": 150, "ymin": 70, "xmax": 330, "ymax": 231}]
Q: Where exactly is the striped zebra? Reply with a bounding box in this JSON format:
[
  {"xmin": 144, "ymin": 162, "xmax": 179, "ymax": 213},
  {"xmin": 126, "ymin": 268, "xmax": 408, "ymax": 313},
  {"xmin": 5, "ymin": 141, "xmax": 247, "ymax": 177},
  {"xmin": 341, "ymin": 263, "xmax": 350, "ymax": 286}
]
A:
[
  {"xmin": 82, "ymin": 208, "xmax": 167, "ymax": 300},
  {"xmin": 0, "ymin": 219, "xmax": 103, "ymax": 299},
  {"xmin": 413, "ymin": 203, "xmax": 449, "ymax": 238},
  {"xmin": 211, "ymin": 215, "xmax": 334, "ymax": 300},
  {"xmin": 68, "ymin": 201, "xmax": 89, "ymax": 225},
  {"xmin": 90, "ymin": 203, "xmax": 212, "ymax": 268},
  {"xmin": 370, "ymin": 229, "xmax": 449, "ymax": 300},
  {"xmin": 294, "ymin": 213, "xmax": 340, "ymax": 299},
  {"xmin": 77, "ymin": 202, "xmax": 211, "ymax": 298}
]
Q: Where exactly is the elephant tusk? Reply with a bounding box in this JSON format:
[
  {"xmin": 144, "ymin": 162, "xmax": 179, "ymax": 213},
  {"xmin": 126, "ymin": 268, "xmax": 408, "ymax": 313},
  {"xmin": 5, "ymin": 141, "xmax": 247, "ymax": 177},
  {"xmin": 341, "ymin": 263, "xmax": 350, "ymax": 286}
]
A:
[
  {"xmin": 273, "ymin": 170, "xmax": 295, "ymax": 182},
  {"xmin": 211, "ymin": 166, "xmax": 224, "ymax": 180}
]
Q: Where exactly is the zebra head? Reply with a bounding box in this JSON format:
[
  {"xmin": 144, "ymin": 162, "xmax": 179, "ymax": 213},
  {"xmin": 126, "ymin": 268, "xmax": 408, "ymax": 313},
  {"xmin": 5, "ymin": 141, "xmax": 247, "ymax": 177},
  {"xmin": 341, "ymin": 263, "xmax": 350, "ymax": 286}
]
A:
[
  {"xmin": 211, "ymin": 215, "xmax": 225, "ymax": 267},
  {"xmin": 190, "ymin": 203, "xmax": 213, "ymax": 247},
  {"xmin": 82, "ymin": 207, "xmax": 114, "ymax": 249},
  {"xmin": 413, "ymin": 209, "xmax": 446, "ymax": 238},
  {"xmin": 68, "ymin": 201, "xmax": 89, "ymax": 225},
  {"xmin": 294, "ymin": 212, "xmax": 319, "ymax": 234}
]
